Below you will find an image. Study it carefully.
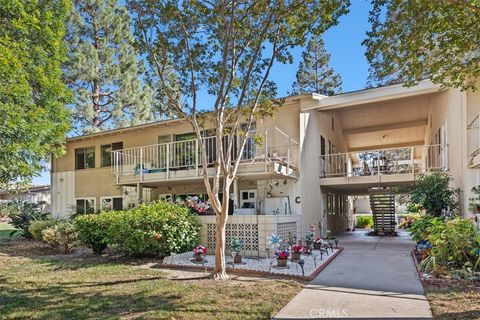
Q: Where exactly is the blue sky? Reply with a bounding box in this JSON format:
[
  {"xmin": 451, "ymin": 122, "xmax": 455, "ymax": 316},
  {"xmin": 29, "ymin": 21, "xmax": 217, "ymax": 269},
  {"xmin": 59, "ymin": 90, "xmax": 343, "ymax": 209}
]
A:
[{"xmin": 32, "ymin": 0, "xmax": 372, "ymax": 186}]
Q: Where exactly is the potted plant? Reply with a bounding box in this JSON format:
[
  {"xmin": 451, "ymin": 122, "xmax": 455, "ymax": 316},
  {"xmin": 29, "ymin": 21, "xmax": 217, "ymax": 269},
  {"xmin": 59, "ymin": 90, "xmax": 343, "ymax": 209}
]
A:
[
  {"xmin": 275, "ymin": 249, "xmax": 290, "ymax": 267},
  {"xmin": 193, "ymin": 245, "xmax": 207, "ymax": 261},
  {"xmin": 313, "ymin": 237, "xmax": 323, "ymax": 250},
  {"xmin": 291, "ymin": 244, "xmax": 302, "ymax": 261},
  {"xmin": 230, "ymin": 238, "xmax": 243, "ymax": 264},
  {"xmin": 303, "ymin": 231, "xmax": 314, "ymax": 254}
]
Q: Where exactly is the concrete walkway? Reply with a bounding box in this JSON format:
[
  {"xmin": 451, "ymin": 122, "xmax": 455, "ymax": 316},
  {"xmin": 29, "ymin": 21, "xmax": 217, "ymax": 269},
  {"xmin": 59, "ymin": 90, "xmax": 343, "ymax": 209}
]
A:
[{"xmin": 274, "ymin": 231, "xmax": 433, "ymax": 319}]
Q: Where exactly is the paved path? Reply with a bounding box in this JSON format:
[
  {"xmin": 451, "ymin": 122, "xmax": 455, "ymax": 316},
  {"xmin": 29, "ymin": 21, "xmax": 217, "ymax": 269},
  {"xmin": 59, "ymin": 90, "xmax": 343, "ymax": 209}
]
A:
[{"xmin": 274, "ymin": 231, "xmax": 433, "ymax": 319}]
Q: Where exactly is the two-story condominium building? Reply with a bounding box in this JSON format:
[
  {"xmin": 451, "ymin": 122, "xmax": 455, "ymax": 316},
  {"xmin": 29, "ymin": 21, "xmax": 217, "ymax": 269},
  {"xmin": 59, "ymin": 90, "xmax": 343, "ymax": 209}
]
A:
[{"xmin": 51, "ymin": 80, "xmax": 480, "ymax": 256}]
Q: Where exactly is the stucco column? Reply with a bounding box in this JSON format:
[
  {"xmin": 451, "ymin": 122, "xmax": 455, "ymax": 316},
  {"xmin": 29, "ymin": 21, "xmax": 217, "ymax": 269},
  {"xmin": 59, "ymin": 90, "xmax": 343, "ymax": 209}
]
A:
[{"xmin": 232, "ymin": 178, "xmax": 239, "ymax": 211}]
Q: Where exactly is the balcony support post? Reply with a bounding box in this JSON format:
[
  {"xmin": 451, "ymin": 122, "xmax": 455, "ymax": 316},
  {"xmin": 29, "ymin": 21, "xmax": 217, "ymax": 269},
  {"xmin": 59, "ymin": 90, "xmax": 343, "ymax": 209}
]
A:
[
  {"xmin": 411, "ymin": 147, "xmax": 415, "ymax": 178},
  {"xmin": 195, "ymin": 139, "xmax": 199, "ymax": 177},
  {"xmin": 166, "ymin": 143, "xmax": 170, "ymax": 179},
  {"xmin": 140, "ymin": 147, "xmax": 144, "ymax": 182},
  {"xmin": 264, "ymin": 129, "xmax": 268, "ymax": 172}
]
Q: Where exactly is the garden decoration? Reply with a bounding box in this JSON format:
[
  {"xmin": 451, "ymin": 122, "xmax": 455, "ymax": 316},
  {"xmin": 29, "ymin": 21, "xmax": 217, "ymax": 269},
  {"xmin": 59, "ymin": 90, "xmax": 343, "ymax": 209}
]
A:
[
  {"xmin": 334, "ymin": 239, "xmax": 339, "ymax": 249},
  {"xmin": 291, "ymin": 244, "xmax": 302, "ymax": 261},
  {"xmin": 268, "ymin": 233, "xmax": 282, "ymax": 251},
  {"xmin": 313, "ymin": 237, "xmax": 323, "ymax": 250},
  {"xmin": 275, "ymin": 249, "xmax": 290, "ymax": 267},
  {"xmin": 230, "ymin": 238, "xmax": 243, "ymax": 264},
  {"xmin": 303, "ymin": 231, "xmax": 314, "ymax": 254},
  {"xmin": 287, "ymin": 231, "xmax": 297, "ymax": 247},
  {"xmin": 313, "ymin": 255, "xmax": 317, "ymax": 268},
  {"xmin": 298, "ymin": 259, "xmax": 305, "ymax": 276},
  {"xmin": 193, "ymin": 245, "xmax": 207, "ymax": 262}
]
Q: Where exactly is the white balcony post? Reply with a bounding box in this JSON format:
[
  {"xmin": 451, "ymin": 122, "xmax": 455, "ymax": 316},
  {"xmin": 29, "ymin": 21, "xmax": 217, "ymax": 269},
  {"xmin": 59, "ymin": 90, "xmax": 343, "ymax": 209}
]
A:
[
  {"xmin": 166, "ymin": 143, "xmax": 170, "ymax": 179},
  {"xmin": 195, "ymin": 138, "xmax": 199, "ymax": 177},
  {"xmin": 411, "ymin": 147, "xmax": 415, "ymax": 178},
  {"xmin": 140, "ymin": 147, "xmax": 144, "ymax": 182},
  {"xmin": 264, "ymin": 129, "xmax": 268, "ymax": 172}
]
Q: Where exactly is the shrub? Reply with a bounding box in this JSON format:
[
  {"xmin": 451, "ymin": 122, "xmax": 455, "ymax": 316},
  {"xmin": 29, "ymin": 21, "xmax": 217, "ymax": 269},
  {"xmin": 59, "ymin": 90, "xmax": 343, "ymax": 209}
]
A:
[
  {"xmin": 406, "ymin": 203, "xmax": 420, "ymax": 213},
  {"xmin": 109, "ymin": 201, "xmax": 199, "ymax": 256},
  {"xmin": 398, "ymin": 214, "xmax": 420, "ymax": 229},
  {"xmin": 75, "ymin": 214, "xmax": 109, "ymax": 254},
  {"xmin": 42, "ymin": 222, "xmax": 78, "ymax": 253},
  {"xmin": 6, "ymin": 199, "xmax": 50, "ymax": 238},
  {"xmin": 426, "ymin": 218, "xmax": 480, "ymax": 272},
  {"xmin": 355, "ymin": 215, "xmax": 373, "ymax": 228},
  {"xmin": 409, "ymin": 215, "xmax": 440, "ymax": 242},
  {"xmin": 407, "ymin": 171, "xmax": 459, "ymax": 217},
  {"xmin": 29, "ymin": 219, "xmax": 59, "ymax": 241}
]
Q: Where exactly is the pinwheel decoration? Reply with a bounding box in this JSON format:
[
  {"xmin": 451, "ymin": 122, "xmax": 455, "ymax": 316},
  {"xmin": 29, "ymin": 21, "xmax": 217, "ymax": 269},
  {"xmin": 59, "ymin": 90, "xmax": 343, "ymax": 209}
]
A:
[{"xmin": 268, "ymin": 233, "xmax": 282, "ymax": 250}]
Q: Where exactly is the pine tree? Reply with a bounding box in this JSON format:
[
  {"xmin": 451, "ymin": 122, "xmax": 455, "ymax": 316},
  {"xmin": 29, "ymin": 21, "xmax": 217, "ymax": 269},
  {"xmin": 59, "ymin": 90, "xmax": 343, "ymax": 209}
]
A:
[
  {"xmin": 65, "ymin": 0, "xmax": 155, "ymax": 134},
  {"xmin": 292, "ymin": 36, "xmax": 342, "ymax": 96}
]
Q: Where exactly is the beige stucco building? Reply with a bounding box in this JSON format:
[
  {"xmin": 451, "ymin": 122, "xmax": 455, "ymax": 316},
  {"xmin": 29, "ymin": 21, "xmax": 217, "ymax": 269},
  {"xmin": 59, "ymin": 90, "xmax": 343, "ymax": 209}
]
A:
[{"xmin": 51, "ymin": 80, "xmax": 480, "ymax": 255}]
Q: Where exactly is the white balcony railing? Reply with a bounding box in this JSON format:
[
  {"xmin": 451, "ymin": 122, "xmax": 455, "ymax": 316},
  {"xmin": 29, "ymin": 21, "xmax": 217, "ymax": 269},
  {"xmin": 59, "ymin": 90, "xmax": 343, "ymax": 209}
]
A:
[
  {"xmin": 319, "ymin": 144, "xmax": 448, "ymax": 178},
  {"xmin": 112, "ymin": 127, "xmax": 298, "ymax": 181}
]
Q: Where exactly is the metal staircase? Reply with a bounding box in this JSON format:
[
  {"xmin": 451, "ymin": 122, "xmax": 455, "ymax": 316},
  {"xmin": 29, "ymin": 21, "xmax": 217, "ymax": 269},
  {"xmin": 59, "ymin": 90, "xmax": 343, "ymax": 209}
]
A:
[{"xmin": 369, "ymin": 188, "xmax": 396, "ymax": 235}]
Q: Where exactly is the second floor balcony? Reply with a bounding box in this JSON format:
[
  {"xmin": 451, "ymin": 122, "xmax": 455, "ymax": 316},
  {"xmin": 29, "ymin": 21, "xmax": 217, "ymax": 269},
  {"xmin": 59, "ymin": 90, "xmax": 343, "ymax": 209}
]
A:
[
  {"xmin": 112, "ymin": 127, "xmax": 298, "ymax": 184},
  {"xmin": 319, "ymin": 144, "xmax": 448, "ymax": 186}
]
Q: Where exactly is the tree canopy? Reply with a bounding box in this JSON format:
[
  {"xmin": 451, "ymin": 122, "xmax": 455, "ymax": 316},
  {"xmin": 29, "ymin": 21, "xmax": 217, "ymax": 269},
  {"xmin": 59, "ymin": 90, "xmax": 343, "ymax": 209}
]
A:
[
  {"xmin": 364, "ymin": 0, "xmax": 480, "ymax": 91},
  {"xmin": 292, "ymin": 36, "xmax": 342, "ymax": 95},
  {"xmin": 65, "ymin": 0, "xmax": 156, "ymax": 134},
  {"xmin": 0, "ymin": 0, "xmax": 71, "ymax": 189}
]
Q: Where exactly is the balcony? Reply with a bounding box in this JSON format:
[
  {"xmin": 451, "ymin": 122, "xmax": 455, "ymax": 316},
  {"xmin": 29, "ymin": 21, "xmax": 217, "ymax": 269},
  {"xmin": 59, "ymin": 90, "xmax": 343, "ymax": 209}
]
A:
[
  {"xmin": 319, "ymin": 144, "xmax": 448, "ymax": 187},
  {"xmin": 112, "ymin": 127, "xmax": 298, "ymax": 184}
]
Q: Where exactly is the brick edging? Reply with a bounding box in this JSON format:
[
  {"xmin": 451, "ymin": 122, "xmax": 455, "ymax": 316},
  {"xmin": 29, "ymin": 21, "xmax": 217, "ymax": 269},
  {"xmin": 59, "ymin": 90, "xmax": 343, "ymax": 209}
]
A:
[
  {"xmin": 411, "ymin": 249, "xmax": 424, "ymax": 281},
  {"xmin": 156, "ymin": 247, "xmax": 343, "ymax": 281}
]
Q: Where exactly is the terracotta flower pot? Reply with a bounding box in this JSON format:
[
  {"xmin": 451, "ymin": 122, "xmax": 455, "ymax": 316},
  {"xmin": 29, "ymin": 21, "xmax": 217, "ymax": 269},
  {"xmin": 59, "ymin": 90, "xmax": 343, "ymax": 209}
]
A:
[
  {"xmin": 291, "ymin": 252, "xmax": 301, "ymax": 261},
  {"xmin": 277, "ymin": 258, "xmax": 288, "ymax": 267},
  {"xmin": 194, "ymin": 254, "xmax": 203, "ymax": 262},
  {"xmin": 234, "ymin": 254, "xmax": 242, "ymax": 264}
]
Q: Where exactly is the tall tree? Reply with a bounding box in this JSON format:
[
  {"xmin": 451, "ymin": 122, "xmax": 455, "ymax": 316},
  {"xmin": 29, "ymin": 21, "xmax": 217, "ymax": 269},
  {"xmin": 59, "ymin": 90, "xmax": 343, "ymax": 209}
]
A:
[
  {"xmin": 364, "ymin": 0, "xmax": 480, "ymax": 91},
  {"xmin": 0, "ymin": 0, "xmax": 71, "ymax": 189},
  {"xmin": 65, "ymin": 0, "xmax": 155, "ymax": 134},
  {"xmin": 129, "ymin": 0, "xmax": 349, "ymax": 280},
  {"xmin": 292, "ymin": 36, "xmax": 342, "ymax": 95}
]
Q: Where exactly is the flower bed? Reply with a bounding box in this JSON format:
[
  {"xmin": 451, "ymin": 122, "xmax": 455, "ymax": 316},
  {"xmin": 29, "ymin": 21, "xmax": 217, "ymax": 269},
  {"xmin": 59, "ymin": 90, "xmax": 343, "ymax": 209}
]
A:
[{"xmin": 159, "ymin": 248, "xmax": 343, "ymax": 280}]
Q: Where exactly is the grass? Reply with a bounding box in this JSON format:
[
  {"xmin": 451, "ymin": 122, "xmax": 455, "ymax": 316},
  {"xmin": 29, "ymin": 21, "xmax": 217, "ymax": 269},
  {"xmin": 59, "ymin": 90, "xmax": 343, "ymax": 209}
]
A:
[
  {"xmin": 423, "ymin": 278, "xmax": 480, "ymax": 320},
  {"xmin": 0, "ymin": 239, "xmax": 303, "ymax": 320}
]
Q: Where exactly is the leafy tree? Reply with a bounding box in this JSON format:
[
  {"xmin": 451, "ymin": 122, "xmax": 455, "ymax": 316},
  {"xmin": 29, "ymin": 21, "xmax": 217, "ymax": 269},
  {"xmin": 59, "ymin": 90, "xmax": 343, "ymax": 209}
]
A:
[
  {"xmin": 129, "ymin": 0, "xmax": 349, "ymax": 280},
  {"xmin": 0, "ymin": 0, "xmax": 71, "ymax": 189},
  {"xmin": 364, "ymin": 0, "xmax": 480, "ymax": 91},
  {"xmin": 65, "ymin": 0, "xmax": 156, "ymax": 134},
  {"xmin": 292, "ymin": 36, "xmax": 342, "ymax": 95},
  {"xmin": 407, "ymin": 171, "xmax": 459, "ymax": 217}
]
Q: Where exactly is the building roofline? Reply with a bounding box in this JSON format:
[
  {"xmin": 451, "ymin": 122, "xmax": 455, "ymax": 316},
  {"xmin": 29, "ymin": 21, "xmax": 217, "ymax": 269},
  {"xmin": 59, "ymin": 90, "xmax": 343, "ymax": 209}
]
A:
[
  {"xmin": 66, "ymin": 93, "xmax": 319, "ymax": 142},
  {"xmin": 301, "ymin": 80, "xmax": 444, "ymax": 111}
]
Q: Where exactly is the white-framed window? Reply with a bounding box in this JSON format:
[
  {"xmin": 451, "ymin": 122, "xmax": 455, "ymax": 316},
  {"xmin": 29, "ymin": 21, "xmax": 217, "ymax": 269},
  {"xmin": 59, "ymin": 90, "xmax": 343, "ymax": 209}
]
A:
[
  {"xmin": 240, "ymin": 189, "xmax": 256, "ymax": 209},
  {"xmin": 75, "ymin": 198, "xmax": 96, "ymax": 215},
  {"xmin": 100, "ymin": 196, "xmax": 123, "ymax": 211}
]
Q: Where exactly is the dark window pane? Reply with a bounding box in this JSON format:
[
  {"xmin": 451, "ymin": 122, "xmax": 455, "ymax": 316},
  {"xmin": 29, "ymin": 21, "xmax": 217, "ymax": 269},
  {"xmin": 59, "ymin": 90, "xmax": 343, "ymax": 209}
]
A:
[
  {"xmin": 76, "ymin": 199, "xmax": 85, "ymax": 214},
  {"xmin": 85, "ymin": 147, "xmax": 95, "ymax": 168},
  {"xmin": 101, "ymin": 145, "xmax": 112, "ymax": 167},
  {"xmin": 112, "ymin": 142, "xmax": 123, "ymax": 150},
  {"xmin": 113, "ymin": 197, "xmax": 123, "ymax": 211},
  {"xmin": 75, "ymin": 149, "xmax": 85, "ymax": 170},
  {"xmin": 85, "ymin": 199, "xmax": 95, "ymax": 214}
]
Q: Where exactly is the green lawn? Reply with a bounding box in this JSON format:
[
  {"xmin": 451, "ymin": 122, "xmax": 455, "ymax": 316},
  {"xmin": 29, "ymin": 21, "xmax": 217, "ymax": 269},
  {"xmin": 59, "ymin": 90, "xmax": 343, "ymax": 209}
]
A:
[
  {"xmin": 0, "ymin": 221, "xmax": 18, "ymax": 241},
  {"xmin": 0, "ymin": 239, "xmax": 303, "ymax": 320}
]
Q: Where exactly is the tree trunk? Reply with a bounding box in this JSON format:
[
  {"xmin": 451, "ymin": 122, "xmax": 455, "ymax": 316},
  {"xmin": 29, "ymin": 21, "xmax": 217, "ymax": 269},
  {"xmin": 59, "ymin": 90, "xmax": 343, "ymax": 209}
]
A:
[{"xmin": 212, "ymin": 211, "xmax": 228, "ymax": 280}]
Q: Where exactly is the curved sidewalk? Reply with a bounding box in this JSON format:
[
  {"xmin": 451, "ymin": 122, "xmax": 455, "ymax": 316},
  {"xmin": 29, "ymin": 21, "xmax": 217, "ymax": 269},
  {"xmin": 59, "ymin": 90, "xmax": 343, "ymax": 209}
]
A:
[{"xmin": 274, "ymin": 231, "xmax": 433, "ymax": 319}]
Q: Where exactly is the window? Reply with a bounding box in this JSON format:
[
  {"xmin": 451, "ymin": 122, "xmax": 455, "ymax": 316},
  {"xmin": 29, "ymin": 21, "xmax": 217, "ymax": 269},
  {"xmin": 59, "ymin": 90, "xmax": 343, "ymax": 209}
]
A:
[
  {"xmin": 101, "ymin": 197, "xmax": 123, "ymax": 211},
  {"xmin": 240, "ymin": 189, "xmax": 257, "ymax": 209},
  {"xmin": 75, "ymin": 147, "xmax": 95, "ymax": 170},
  {"xmin": 320, "ymin": 136, "xmax": 326, "ymax": 158},
  {"xmin": 76, "ymin": 198, "xmax": 96, "ymax": 215},
  {"xmin": 101, "ymin": 142, "xmax": 123, "ymax": 167}
]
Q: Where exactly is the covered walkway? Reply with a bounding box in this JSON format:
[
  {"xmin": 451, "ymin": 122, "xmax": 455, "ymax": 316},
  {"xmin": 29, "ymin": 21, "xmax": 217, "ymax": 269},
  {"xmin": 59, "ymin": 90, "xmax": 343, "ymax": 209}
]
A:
[{"xmin": 274, "ymin": 231, "xmax": 433, "ymax": 319}]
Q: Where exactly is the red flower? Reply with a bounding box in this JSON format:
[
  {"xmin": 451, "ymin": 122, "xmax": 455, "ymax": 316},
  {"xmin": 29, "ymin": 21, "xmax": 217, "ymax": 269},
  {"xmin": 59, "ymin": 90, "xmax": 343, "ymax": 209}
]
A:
[
  {"xmin": 155, "ymin": 234, "xmax": 162, "ymax": 240},
  {"xmin": 292, "ymin": 245, "xmax": 303, "ymax": 253}
]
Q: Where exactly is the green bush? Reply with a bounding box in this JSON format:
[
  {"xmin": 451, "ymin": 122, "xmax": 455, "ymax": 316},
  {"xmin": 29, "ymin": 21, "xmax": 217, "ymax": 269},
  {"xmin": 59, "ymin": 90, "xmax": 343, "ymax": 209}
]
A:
[
  {"xmin": 420, "ymin": 218, "xmax": 480, "ymax": 273},
  {"xmin": 5, "ymin": 199, "xmax": 50, "ymax": 238},
  {"xmin": 406, "ymin": 203, "xmax": 420, "ymax": 213},
  {"xmin": 75, "ymin": 214, "xmax": 109, "ymax": 254},
  {"xmin": 29, "ymin": 219, "xmax": 59, "ymax": 241},
  {"xmin": 42, "ymin": 221, "xmax": 78, "ymax": 253},
  {"xmin": 407, "ymin": 171, "xmax": 459, "ymax": 217},
  {"xmin": 355, "ymin": 215, "xmax": 373, "ymax": 228},
  {"xmin": 409, "ymin": 214, "xmax": 440, "ymax": 242},
  {"xmin": 75, "ymin": 201, "xmax": 200, "ymax": 257},
  {"xmin": 397, "ymin": 214, "xmax": 420, "ymax": 229}
]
